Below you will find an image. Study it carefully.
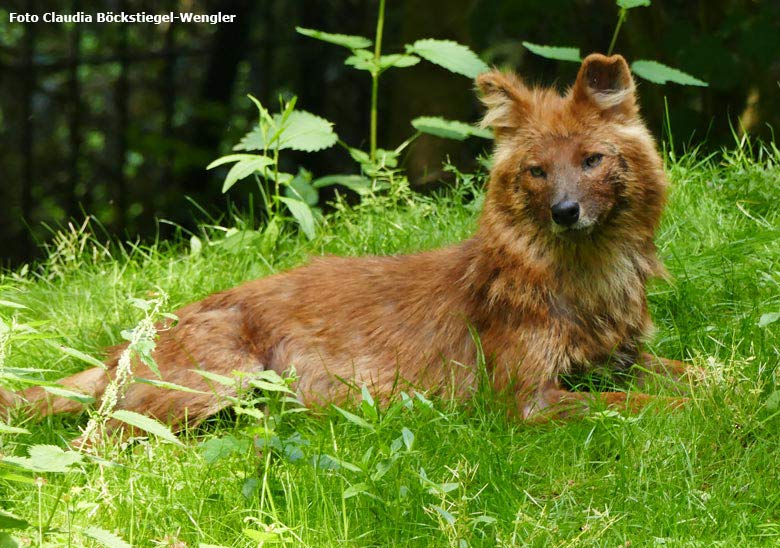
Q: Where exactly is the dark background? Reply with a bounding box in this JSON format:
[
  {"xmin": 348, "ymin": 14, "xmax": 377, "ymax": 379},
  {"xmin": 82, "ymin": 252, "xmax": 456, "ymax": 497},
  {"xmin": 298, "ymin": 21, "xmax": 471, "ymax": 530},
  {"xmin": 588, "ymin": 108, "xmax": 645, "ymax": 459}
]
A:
[{"xmin": 1, "ymin": 0, "xmax": 778, "ymax": 266}]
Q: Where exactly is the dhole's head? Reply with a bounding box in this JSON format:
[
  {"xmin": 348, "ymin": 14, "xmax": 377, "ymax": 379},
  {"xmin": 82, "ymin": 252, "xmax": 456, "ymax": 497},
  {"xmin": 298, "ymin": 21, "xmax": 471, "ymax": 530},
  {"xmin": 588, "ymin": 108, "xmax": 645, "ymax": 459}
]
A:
[{"xmin": 477, "ymin": 54, "xmax": 667, "ymax": 247}]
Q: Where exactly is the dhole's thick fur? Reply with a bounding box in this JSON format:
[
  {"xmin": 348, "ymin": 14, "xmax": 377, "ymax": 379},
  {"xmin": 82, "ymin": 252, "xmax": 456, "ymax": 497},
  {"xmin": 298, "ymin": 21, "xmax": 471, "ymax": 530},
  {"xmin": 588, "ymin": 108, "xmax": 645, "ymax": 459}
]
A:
[{"xmin": 1, "ymin": 54, "xmax": 692, "ymax": 436}]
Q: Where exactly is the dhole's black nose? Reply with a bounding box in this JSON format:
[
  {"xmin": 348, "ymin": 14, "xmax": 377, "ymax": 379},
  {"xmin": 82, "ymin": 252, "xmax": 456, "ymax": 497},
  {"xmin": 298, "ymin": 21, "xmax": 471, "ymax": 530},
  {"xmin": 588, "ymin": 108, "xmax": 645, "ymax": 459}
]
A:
[{"xmin": 551, "ymin": 201, "xmax": 580, "ymax": 226}]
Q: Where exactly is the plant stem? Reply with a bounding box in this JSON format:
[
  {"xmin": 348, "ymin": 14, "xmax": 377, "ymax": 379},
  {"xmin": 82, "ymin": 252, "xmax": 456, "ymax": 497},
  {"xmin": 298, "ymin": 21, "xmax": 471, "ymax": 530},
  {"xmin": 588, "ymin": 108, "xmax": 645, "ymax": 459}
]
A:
[
  {"xmin": 369, "ymin": 0, "xmax": 386, "ymax": 162},
  {"xmin": 607, "ymin": 8, "xmax": 626, "ymax": 56},
  {"xmin": 37, "ymin": 479, "xmax": 44, "ymax": 545},
  {"xmin": 273, "ymin": 145, "xmax": 280, "ymax": 217},
  {"xmin": 44, "ymin": 483, "xmax": 67, "ymax": 534}
]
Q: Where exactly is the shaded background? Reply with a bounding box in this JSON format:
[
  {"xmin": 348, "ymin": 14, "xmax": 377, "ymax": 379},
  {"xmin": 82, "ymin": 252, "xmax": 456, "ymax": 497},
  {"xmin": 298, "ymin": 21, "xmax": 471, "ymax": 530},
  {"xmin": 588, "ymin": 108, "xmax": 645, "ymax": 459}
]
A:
[{"xmin": 1, "ymin": 0, "xmax": 778, "ymax": 266}]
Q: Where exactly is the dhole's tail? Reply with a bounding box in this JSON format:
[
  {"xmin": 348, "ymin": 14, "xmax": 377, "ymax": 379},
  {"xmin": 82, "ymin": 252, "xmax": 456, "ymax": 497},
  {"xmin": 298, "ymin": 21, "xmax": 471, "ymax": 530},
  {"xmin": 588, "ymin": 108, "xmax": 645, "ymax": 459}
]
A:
[
  {"xmin": 0, "ymin": 361, "xmax": 112, "ymax": 419},
  {"xmin": 0, "ymin": 301, "xmax": 264, "ymax": 438}
]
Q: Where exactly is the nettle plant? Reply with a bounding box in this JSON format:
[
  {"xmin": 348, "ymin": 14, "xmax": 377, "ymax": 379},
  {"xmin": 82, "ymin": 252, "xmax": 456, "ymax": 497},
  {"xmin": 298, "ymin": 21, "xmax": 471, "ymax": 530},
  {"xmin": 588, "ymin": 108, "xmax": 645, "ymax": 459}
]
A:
[
  {"xmin": 523, "ymin": 0, "xmax": 708, "ymax": 87},
  {"xmin": 209, "ymin": 0, "xmax": 707, "ymax": 245},
  {"xmin": 208, "ymin": 0, "xmax": 491, "ymax": 243}
]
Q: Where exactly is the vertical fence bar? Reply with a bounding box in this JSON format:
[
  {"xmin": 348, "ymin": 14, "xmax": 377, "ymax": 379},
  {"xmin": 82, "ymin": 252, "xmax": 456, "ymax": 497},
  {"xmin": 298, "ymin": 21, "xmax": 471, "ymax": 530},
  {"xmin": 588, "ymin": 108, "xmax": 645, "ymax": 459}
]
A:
[
  {"xmin": 68, "ymin": 0, "xmax": 83, "ymax": 218},
  {"xmin": 261, "ymin": 0, "xmax": 273, "ymax": 102},
  {"xmin": 20, "ymin": 8, "xmax": 36, "ymax": 229},
  {"xmin": 115, "ymin": 2, "xmax": 129, "ymax": 233},
  {"xmin": 162, "ymin": 12, "xmax": 176, "ymax": 189}
]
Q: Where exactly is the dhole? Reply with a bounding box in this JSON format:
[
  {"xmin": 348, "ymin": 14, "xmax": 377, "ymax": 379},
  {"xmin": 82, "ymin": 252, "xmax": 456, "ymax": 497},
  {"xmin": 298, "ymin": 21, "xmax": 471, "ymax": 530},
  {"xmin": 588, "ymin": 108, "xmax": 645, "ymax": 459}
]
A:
[{"xmin": 1, "ymin": 54, "xmax": 692, "ymax": 437}]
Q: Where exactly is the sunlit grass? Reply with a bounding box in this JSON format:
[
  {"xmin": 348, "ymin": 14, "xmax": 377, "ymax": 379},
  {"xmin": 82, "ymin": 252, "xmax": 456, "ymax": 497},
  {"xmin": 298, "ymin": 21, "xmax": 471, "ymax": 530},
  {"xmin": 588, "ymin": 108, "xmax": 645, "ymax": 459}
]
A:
[{"xmin": 0, "ymin": 145, "xmax": 779, "ymax": 546}]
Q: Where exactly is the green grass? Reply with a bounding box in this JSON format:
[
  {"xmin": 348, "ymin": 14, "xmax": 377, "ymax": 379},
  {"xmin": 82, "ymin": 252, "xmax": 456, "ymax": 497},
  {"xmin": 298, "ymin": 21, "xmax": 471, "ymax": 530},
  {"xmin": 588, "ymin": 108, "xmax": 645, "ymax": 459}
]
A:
[{"xmin": 1, "ymin": 146, "xmax": 779, "ymax": 547}]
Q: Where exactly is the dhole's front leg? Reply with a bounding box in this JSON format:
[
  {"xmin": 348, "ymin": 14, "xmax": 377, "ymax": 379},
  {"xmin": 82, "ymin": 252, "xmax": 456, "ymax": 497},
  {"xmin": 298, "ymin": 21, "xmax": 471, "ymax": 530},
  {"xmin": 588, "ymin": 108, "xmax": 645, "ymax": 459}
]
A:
[
  {"xmin": 522, "ymin": 379, "xmax": 688, "ymax": 422},
  {"xmin": 522, "ymin": 353, "xmax": 698, "ymax": 422},
  {"xmin": 631, "ymin": 352, "xmax": 703, "ymax": 394}
]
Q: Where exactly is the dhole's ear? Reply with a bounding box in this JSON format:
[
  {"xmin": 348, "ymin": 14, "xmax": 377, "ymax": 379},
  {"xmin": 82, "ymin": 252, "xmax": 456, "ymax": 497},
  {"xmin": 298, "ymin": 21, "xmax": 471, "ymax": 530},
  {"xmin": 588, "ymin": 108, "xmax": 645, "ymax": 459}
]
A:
[
  {"xmin": 572, "ymin": 53, "xmax": 637, "ymax": 117},
  {"xmin": 476, "ymin": 71, "xmax": 530, "ymax": 135}
]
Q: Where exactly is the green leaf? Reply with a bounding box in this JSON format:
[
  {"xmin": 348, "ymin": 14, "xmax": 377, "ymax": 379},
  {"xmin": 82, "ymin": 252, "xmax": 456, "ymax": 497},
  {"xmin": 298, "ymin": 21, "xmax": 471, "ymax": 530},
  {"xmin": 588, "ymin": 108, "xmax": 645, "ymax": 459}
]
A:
[
  {"xmin": 0, "ymin": 532, "xmax": 19, "ymax": 548},
  {"xmin": 347, "ymin": 147, "xmax": 370, "ymax": 166},
  {"xmin": 205, "ymin": 153, "xmax": 262, "ymax": 170},
  {"xmin": 0, "ymin": 510, "xmax": 28, "ymax": 530},
  {"xmin": 765, "ymin": 390, "xmax": 780, "ymax": 411},
  {"xmin": 222, "ymin": 157, "xmax": 275, "ymax": 193},
  {"xmin": 199, "ymin": 435, "xmax": 249, "ymax": 464},
  {"xmin": 82, "ymin": 527, "xmax": 131, "ymax": 548},
  {"xmin": 0, "ymin": 470, "xmax": 36, "ymax": 484},
  {"xmin": 110, "ymin": 410, "xmax": 183, "ymax": 445},
  {"xmin": 361, "ymin": 385, "xmax": 377, "ymax": 421},
  {"xmin": 55, "ymin": 344, "xmax": 107, "ymax": 369},
  {"xmin": 261, "ymin": 218, "xmax": 280, "ymax": 256},
  {"xmin": 345, "ymin": 50, "xmax": 420, "ymax": 72},
  {"xmin": 412, "ymin": 116, "xmax": 468, "ymax": 140},
  {"xmin": 374, "ymin": 148, "xmax": 399, "ymax": 168},
  {"xmin": 134, "ymin": 377, "xmax": 209, "ymax": 395},
  {"xmin": 132, "ymin": 338, "xmax": 160, "ymax": 377},
  {"xmin": 279, "ymin": 197, "xmax": 317, "ymax": 240},
  {"xmin": 432, "ymin": 505, "xmax": 456, "ymax": 525},
  {"xmin": 253, "ymin": 369, "xmax": 289, "ymax": 385},
  {"xmin": 0, "ymin": 421, "xmax": 29, "ymax": 435},
  {"xmin": 265, "ymin": 170, "xmax": 294, "ymax": 184},
  {"xmin": 189, "ymin": 235, "xmax": 202, "ymax": 255},
  {"xmin": 318, "ymin": 454, "xmax": 363, "ymax": 473},
  {"xmin": 343, "ymin": 482, "xmax": 369, "ymax": 499},
  {"xmin": 296, "ymin": 26, "xmax": 372, "ymax": 50},
  {"xmin": 234, "ymin": 406, "xmax": 266, "ymax": 420},
  {"xmin": 333, "ymin": 405, "xmax": 374, "ymax": 430},
  {"xmin": 630, "ymin": 60, "xmax": 708, "ymax": 86},
  {"xmin": 344, "ymin": 49, "xmax": 379, "ymax": 73},
  {"xmin": 407, "ymin": 39, "xmax": 488, "ymax": 78},
  {"xmin": 522, "ymin": 42, "xmax": 581, "ymax": 62},
  {"xmin": 0, "ymin": 370, "xmax": 51, "ymax": 386},
  {"xmin": 0, "ymin": 300, "xmax": 27, "ymax": 310},
  {"xmin": 285, "ymin": 169, "xmax": 319, "ymax": 206},
  {"xmin": 401, "ymin": 427, "xmax": 414, "ymax": 451},
  {"xmin": 414, "ymin": 391, "xmax": 434, "ymax": 408},
  {"xmin": 390, "ymin": 436, "xmax": 403, "ymax": 454},
  {"xmin": 411, "ymin": 116, "xmax": 490, "ymax": 141},
  {"xmin": 4, "ymin": 444, "xmax": 83, "ymax": 473},
  {"xmin": 243, "ymin": 529, "xmax": 280, "ymax": 542},
  {"xmin": 237, "ymin": 110, "xmax": 338, "ymax": 153},
  {"xmin": 377, "ymin": 53, "xmax": 420, "ymax": 69},
  {"xmin": 214, "ymin": 229, "xmax": 263, "ymax": 255},
  {"xmin": 312, "ymin": 174, "xmax": 373, "ymax": 195},
  {"xmin": 344, "ymin": 50, "xmax": 375, "ymax": 72},
  {"xmin": 248, "ymin": 379, "xmax": 295, "ymax": 394},
  {"xmin": 273, "ymin": 110, "xmax": 338, "ymax": 152},
  {"xmin": 233, "ymin": 128, "xmax": 268, "ymax": 150},
  {"xmin": 617, "ymin": 0, "xmax": 651, "ymax": 8},
  {"xmin": 128, "ymin": 297, "xmax": 153, "ymax": 312},
  {"xmin": 371, "ymin": 459, "xmax": 394, "ymax": 482},
  {"xmin": 190, "ymin": 370, "xmax": 235, "ymax": 386},
  {"xmin": 41, "ymin": 386, "xmax": 94, "ymax": 404},
  {"xmin": 759, "ymin": 312, "xmax": 780, "ymax": 328},
  {"xmin": 361, "ymin": 385, "xmax": 375, "ymax": 408}
]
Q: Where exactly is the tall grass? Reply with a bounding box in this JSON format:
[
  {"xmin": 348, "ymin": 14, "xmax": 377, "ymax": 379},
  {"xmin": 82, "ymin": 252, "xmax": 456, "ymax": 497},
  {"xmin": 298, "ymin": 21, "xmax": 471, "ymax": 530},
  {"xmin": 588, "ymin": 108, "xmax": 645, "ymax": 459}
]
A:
[{"xmin": 0, "ymin": 146, "xmax": 779, "ymax": 546}]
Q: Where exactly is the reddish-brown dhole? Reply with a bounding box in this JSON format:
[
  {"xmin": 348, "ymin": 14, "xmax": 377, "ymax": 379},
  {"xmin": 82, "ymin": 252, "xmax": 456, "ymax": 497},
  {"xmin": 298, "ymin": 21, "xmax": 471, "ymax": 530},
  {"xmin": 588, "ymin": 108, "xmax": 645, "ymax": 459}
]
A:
[{"xmin": 1, "ymin": 54, "xmax": 693, "ymax": 437}]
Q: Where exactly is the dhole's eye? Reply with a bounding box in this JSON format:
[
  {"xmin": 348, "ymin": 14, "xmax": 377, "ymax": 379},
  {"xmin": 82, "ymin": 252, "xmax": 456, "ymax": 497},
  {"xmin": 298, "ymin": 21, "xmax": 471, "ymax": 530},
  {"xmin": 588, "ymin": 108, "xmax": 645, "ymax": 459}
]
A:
[
  {"xmin": 583, "ymin": 153, "xmax": 603, "ymax": 169},
  {"xmin": 528, "ymin": 166, "xmax": 546, "ymax": 178}
]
